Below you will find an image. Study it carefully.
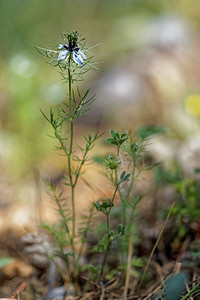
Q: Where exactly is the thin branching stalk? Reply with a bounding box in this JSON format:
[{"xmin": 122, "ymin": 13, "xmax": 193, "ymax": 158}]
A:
[{"xmin": 99, "ymin": 152, "xmax": 120, "ymax": 280}]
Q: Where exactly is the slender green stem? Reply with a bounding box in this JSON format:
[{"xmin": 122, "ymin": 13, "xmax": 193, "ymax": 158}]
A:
[
  {"xmin": 117, "ymin": 145, "xmax": 120, "ymax": 157},
  {"xmin": 100, "ymin": 186, "xmax": 117, "ymax": 279},
  {"xmin": 99, "ymin": 240, "xmax": 111, "ymax": 281},
  {"xmin": 181, "ymin": 281, "xmax": 200, "ymax": 300},
  {"xmin": 100, "ymin": 163, "xmax": 119, "ymax": 281},
  {"xmin": 67, "ymin": 60, "xmax": 76, "ymax": 239},
  {"xmin": 120, "ymin": 152, "xmax": 141, "ymax": 226},
  {"xmin": 53, "ymin": 191, "xmax": 71, "ymax": 239},
  {"xmin": 106, "ymin": 213, "xmax": 110, "ymax": 234},
  {"xmin": 74, "ymin": 146, "xmax": 89, "ymax": 186},
  {"xmin": 111, "ymin": 184, "xmax": 119, "ymax": 204},
  {"xmin": 66, "ymin": 58, "xmax": 81, "ymax": 283},
  {"xmin": 122, "ymin": 164, "xmax": 135, "ymax": 225},
  {"xmin": 112, "ymin": 164, "xmax": 119, "ymax": 203},
  {"xmin": 71, "ymin": 187, "xmax": 75, "ymax": 238}
]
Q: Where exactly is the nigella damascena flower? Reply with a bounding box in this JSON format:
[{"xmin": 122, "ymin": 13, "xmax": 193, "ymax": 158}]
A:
[{"xmin": 57, "ymin": 43, "xmax": 86, "ymax": 66}]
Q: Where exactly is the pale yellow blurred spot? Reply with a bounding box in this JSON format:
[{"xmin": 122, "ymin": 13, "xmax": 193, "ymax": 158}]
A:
[{"xmin": 185, "ymin": 94, "xmax": 200, "ymax": 116}]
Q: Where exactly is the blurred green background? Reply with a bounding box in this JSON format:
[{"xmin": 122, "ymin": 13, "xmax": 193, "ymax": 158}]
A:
[{"xmin": 0, "ymin": 0, "xmax": 200, "ymax": 184}]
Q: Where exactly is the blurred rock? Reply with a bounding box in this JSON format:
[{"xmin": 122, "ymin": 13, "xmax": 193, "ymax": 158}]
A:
[
  {"xmin": 21, "ymin": 232, "xmax": 56, "ymax": 269},
  {"xmin": 140, "ymin": 14, "xmax": 192, "ymax": 49},
  {"xmin": 148, "ymin": 133, "xmax": 200, "ymax": 176},
  {"xmin": 177, "ymin": 134, "xmax": 200, "ymax": 175},
  {"xmin": 80, "ymin": 14, "xmax": 194, "ymax": 129}
]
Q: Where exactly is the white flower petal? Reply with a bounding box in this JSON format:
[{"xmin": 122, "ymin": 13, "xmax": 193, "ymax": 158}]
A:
[
  {"xmin": 57, "ymin": 50, "xmax": 69, "ymax": 62},
  {"xmin": 78, "ymin": 49, "xmax": 87, "ymax": 59},
  {"xmin": 58, "ymin": 44, "xmax": 64, "ymax": 50},
  {"xmin": 73, "ymin": 51, "xmax": 84, "ymax": 66}
]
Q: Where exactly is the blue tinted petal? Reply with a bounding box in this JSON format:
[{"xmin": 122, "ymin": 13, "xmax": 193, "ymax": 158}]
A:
[
  {"xmin": 78, "ymin": 49, "xmax": 87, "ymax": 59},
  {"xmin": 57, "ymin": 50, "xmax": 68, "ymax": 62},
  {"xmin": 73, "ymin": 51, "xmax": 83, "ymax": 66}
]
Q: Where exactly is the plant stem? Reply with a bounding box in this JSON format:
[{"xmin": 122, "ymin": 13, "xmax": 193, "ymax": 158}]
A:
[
  {"xmin": 67, "ymin": 61, "xmax": 76, "ymax": 239},
  {"xmin": 111, "ymin": 184, "xmax": 119, "ymax": 204},
  {"xmin": 100, "ymin": 168, "xmax": 119, "ymax": 281},
  {"xmin": 99, "ymin": 240, "xmax": 111, "ymax": 281},
  {"xmin": 74, "ymin": 145, "xmax": 89, "ymax": 186},
  {"xmin": 181, "ymin": 281, "xmax": 200, "ymax": 300},
  {"xmin": 117, "ymin": 145, "xmax": 120, "ymax": 157},
  {"xmin": 106, "ymin": 213, "xmax": 110, "ymax": 234},
  {"xmin": 67, "ymin": 59, "xmax": 81, "ymax": 283}
]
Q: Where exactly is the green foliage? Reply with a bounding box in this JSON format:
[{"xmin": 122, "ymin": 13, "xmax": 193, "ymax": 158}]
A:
[
  {"xmin": 119, "ymin": 170, "xmax": 131, "ymax": 184},
  {"xmin": 107, "ymin": 130, "xmax": 128, "ymax": 147},
  {"xmin": 93, "ymin": 198, "xmax": 114, "ymax": 215},
  {"xmin": 137, "ymin": 125, "xmax": 166, "ymax": 139},
  {"xmin": 155, "ymin": 164, "xmax": 182, "ymax": 186},
  {"xmin": 84, "ymin": 264, "xmax": 99, "ymax": 274},
  {"xmin": 155, "ymin": 164, "xmax": 200, "ymax": 242},
  {"xmin": 91, "ymin": 129, "xmax": 154, "ymax": 281}
]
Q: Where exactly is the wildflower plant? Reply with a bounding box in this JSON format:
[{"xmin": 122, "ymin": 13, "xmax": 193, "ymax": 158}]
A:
[
  {"xmin": 37, "ymin": 31, "xmax": 155, "ymax": 295},
  {"xmin": 93, "ymin": 130, "xmax": 153, "ymax": 281},
  {"xmin": 37, "ymin": 31, "xmax": 102, "ymax": 282}
]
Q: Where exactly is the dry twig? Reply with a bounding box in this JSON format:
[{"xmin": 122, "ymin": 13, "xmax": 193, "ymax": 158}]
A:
[{"xmin": 138, "ymin": 201, "xmax": 175, "ymax": 289}]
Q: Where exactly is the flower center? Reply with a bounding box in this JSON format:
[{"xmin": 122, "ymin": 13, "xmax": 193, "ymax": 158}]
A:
[{"xmin": 63, "ymin": 44, "xmax": 79, "ymax": 52}]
